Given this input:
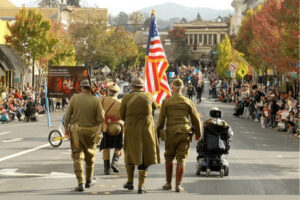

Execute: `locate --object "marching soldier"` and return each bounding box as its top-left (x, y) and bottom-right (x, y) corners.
top-left (99, 83), bottom-right (123, 175)
top-left (157, 78), bottom-right (202, 192)
top-left (64, 79), bottom-right (104, 192)
top-left (120, 78), bottom-right (160, 194)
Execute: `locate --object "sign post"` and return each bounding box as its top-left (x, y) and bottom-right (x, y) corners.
top-left (101, 66), bottom-right (111, 79)
top-left (229, 62), bottom-right (238, 93)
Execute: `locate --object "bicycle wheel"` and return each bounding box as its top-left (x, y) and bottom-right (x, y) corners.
top-left (48, 130), bottom-right (63, 147)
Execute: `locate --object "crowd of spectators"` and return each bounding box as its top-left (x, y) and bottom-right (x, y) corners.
top-left (0, 83), bottom-right (66, 123)
top-left (207, 73), bottom-right (300, 137)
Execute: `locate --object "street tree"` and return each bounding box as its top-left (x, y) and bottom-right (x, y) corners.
top-left (232, 49), bottom-right (248, 80)
top-left (69, 19), bottom-right (139, 71)
top-left (278, 0), bottom-right (299, 64)
top-left (129, 11), bottom-right (145, 32)
top-left (114, 12), bottom-right (129, 26)
top-left (101, 27), bottom-right (139, 70)
top-left (249, 0), bottom-right (288, 76)
top-left (234, 9), bottom-right (254, 62)
top-left (5, 8), bottom-right (51, 87)
top-left (167, 26), bottom-right (193, 65)
top-left (42, 20), bottom-right (76, 67)
top-left (216, 35), bottom-right (233, 79)
top-left (69, 18), bottom-right (107, 70)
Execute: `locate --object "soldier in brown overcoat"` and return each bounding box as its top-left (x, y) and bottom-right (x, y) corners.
top-left (120, 78), bottom-right (160, 194)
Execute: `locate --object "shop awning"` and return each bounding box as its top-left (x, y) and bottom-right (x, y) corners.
top-left (0, 44), bottom-right (24, 74)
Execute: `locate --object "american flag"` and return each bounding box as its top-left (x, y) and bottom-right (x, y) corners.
top-left (144, 10), bottom-right (171, 104)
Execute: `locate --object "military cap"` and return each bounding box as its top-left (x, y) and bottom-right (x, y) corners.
top-left (131, 78), bottom-right (144, 87)
top-left (80, 79), bottom-right (91, 87)
top-left (172, 79), bottom-right (183, 89)
top-left (108, 83), bottom-right (120, 93)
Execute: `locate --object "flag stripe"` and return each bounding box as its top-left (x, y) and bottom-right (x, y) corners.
top-left (144, 13), bottom-right (171, 104)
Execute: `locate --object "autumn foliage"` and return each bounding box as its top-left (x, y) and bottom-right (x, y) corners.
top-left (235, 0), bottom-right (299, 75)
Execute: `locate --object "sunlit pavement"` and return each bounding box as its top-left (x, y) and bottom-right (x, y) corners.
top-left (0, 81), bottom-right (299, 199)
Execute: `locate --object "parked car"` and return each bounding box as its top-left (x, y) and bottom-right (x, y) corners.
top-left (117, 82), bottom-right (131, 99)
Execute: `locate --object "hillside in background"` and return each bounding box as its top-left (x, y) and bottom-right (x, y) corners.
top-left (139, 2), bottom-right (233, 20)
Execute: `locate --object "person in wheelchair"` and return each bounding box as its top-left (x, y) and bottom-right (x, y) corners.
top-left (196, 107), bottom-right (233, 176)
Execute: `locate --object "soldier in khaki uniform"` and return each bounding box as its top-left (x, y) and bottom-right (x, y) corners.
top-left (157, 78), bottom-right (202, 192)
top-left (120, 78), bottom-right (160, 194)
top-left (64, 79), bottom-right (104, 192)
top-left (99, 83), bottom-right (123, 175)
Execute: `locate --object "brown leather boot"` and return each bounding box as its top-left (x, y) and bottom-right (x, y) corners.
top-left (175, 163), bottom-right (185, 192)
top-left (123, 165), bottom-right (134, 190)
top-left (138, 170), bottom-right (147, 194)
top-left (162, 162), bottom-right (173, 190)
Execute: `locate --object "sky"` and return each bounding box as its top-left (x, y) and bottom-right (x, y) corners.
top-left (9, 0), bottom-right (234, 15)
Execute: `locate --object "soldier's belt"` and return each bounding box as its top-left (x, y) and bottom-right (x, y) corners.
top-left (70, 124), bottom-right (101, 148)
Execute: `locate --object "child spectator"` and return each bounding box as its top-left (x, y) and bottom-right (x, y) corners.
top-left (261, 103), bottom-right (270, 128)
top-left (275, 115), bottom-right (287, 132)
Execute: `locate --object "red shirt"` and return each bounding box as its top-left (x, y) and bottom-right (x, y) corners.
top-left (14, 92), bottom-right (21, 99)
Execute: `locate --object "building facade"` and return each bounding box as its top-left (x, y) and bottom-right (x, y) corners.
top-left (0, 0), bottom-right (108, 88)
top-left (173, 20), bottom-right (230, 64)
top-left (231, 0), bottom-right (266, 35)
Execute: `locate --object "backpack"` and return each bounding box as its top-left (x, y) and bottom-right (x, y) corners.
top-left (0, 114), bottom-right (9, 122)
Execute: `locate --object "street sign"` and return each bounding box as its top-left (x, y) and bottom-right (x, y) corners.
top-left (101, 66), bottom-right (111, 76)
top-left (231, 70), bottom-right (236, 78)
top-left (229, 62), bottom-right (237, 72)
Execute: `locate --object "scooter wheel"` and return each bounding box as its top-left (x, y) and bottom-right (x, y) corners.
top-left (224, 167), bottom-right (229, 176)
top-left (206, 168), bottom-right (210, 176)
top-left (220, 169), bottom-right (224, 177)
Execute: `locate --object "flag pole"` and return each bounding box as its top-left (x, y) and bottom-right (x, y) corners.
top-left (143, 9), bottom-right (155, 81)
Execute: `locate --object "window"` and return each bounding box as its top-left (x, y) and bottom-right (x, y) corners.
top-left (214, 34), bottom-right (217, 44)
top-left (204, 34), bottom-right (207, 45)
top-left (221, 34), bottom-right (225, 41)
top-left (189, 34), bottom-right (193, 44)
top-left (199, 34), bottom-right (202, 43)
top-left (209, 34), bottom-right (212, 45)
top-left (194, 34), bottom-right (198, 44)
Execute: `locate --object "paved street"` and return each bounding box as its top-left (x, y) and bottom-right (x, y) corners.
top-left (0, 81), bottom-right (299, 199)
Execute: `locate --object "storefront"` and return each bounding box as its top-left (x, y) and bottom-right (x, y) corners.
top-left (0, 44), bottom-right (23, 89)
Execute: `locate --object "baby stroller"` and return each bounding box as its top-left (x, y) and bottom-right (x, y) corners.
top-left (196, 107), bottom-right (232, 177)
top-left (24, 99), bottom-right (37, 122)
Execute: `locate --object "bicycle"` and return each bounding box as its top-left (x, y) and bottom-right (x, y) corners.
top-left (48, 125), bottom-right (69, 147)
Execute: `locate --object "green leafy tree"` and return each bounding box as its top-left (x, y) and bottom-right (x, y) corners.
top-left (114, 12), bottom-right (129, 26)
top-left (5, 8), bottom-right (51, 87)
top-left (69, 18), bottom-right (107, 69)
top-left (129, 11), bottom-right (145, 33)
top-left (99, 27), bottom-right (139, 70)
top-left (69, 19), bottom-right (139, 71)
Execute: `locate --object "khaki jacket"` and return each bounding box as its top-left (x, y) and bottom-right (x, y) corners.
top-left (120, 89), bottom-right (160, 166)
top-left (64, 91), bottom-right (104, 131)
top-left (100, 96), bottom-right (122, 132)
top-left (157, 93), bottom-right (202, 139)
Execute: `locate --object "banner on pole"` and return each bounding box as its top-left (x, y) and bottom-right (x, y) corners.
top-left (48, 66), bottom-right (88, 98)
